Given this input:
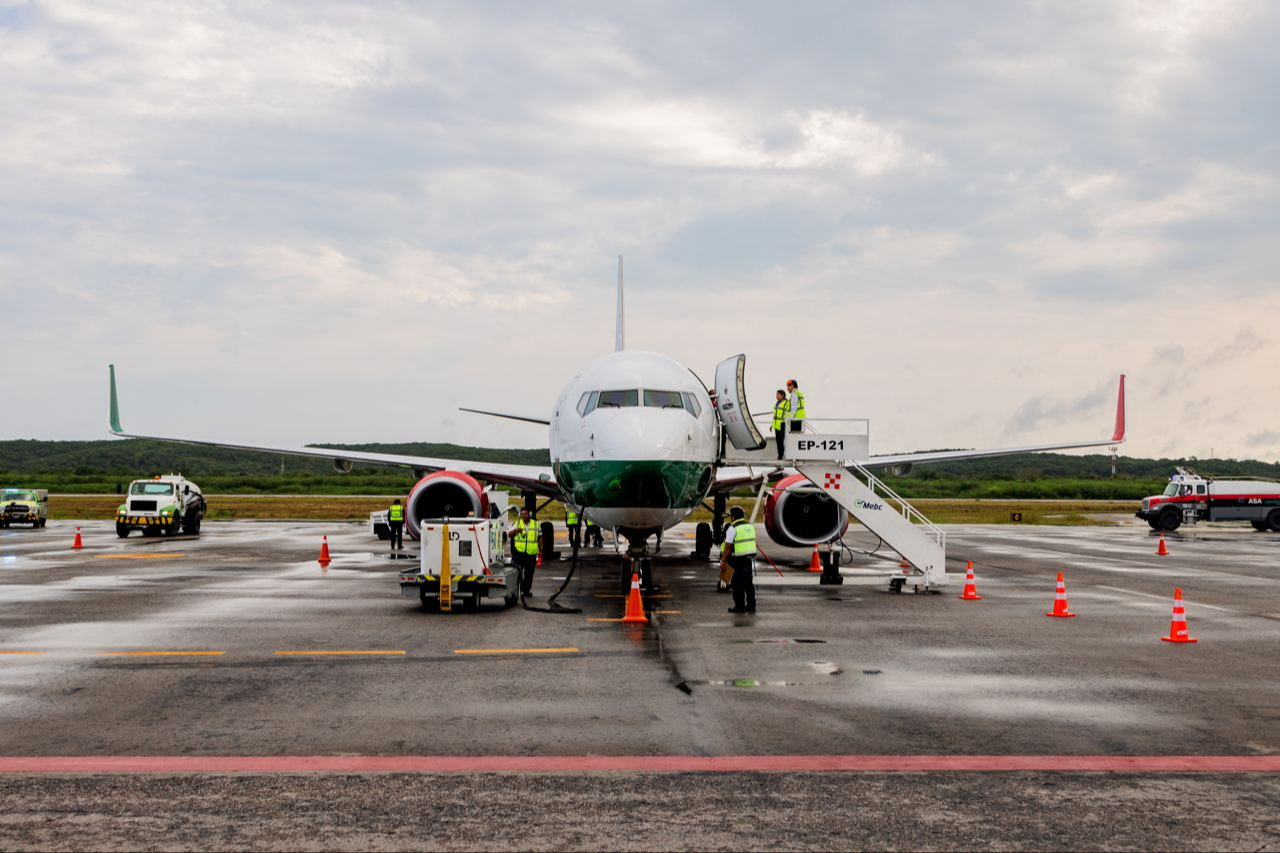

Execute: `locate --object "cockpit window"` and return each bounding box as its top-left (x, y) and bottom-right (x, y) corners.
top-left (1162, 483), bottom-right (1179, 497)
top-left (643, 390), bottom-right (685, 409)
top-left (681, 392), bottom-right (702, 417)
top-left (576, 391), bottom-right (599, 416)
top-left (596, 390), bottom-right (638, 408)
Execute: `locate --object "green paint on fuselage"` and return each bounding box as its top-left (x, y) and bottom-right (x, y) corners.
top-left (555, 460), bottom-right (714, 510)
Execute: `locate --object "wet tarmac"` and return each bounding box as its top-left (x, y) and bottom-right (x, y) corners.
top-left (1, 519), bottom-right (1278, 851)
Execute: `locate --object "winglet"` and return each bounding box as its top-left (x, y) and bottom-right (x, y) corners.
top-left (109, 364), bottom-right (124, 434)
top-left (1110, 374), bottom-right (1126, 443)
top-left (614, 255), bottom-right (625, 352)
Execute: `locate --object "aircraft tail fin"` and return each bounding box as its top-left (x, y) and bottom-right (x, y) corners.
top-left (615, 255), bottom-right (625, 352)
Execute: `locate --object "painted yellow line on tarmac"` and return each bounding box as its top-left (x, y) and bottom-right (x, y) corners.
top-left (0, 651), bottom-right (45, 656)
top-left (274, 650), bottom-right (406, 656)
top-left (587, 618), bottom-right (624, 623)
top-left (94, 553), bottom-right (186, 560)
top-left (453, 647), bottom-right (580, 655)
top-left (653, 610), bottom-right (682, 615)
top-left (594, 593), bottom-right (673, 600)
top-left (100, 651), bottom-right (224, 657)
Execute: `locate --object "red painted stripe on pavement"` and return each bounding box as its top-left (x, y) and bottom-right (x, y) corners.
top-left (0, 755), bottom-right (1277, 774)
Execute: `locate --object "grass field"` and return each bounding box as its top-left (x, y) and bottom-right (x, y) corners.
top-left (45, 495), bottom-right (1136, 526)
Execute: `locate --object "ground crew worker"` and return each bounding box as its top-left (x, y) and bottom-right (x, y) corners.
top-left (566, 506), bottom-right (581, 552)
top-left (387, 498), bottom-right (405, 551)
top-left (786, 379), bottom-right (805, 434)
top-left (585, 515), bottom-right (603, 548)
top-left (511, 508), bottom-right (540, 597)
top-left (772, 389), bottom-right (790, 460)
top-left (720, 506), bottom-right (757, 613)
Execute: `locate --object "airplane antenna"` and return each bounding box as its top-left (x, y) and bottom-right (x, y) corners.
top-left (614, 255), bottom-right (625, 352)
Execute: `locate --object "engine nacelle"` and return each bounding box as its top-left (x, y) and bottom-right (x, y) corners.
top-left (404, 471), bottom-right (490, 541)
top-left (890, 463), bottom-right (913, 477)
top-left (763, 473), bottom-right (849, 548)
top-left (333, 458), bottom-right (353, 473)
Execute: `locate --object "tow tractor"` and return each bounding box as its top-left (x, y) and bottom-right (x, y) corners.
top-left (399, 490), bottom-right (520, 611)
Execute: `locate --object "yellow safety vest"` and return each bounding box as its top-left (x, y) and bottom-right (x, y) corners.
top-left (771, 399), bottom-right (790, 431)
top-left (513, 519), bottom-right (540, 555)
top-left (791, 390), bottom-right (806, 420)
top-left (731, 519), bottom-right (756, 556)
top-left (566, 509), bottom-right (579, 525)
top-left (388, 504), bottom-right (405, 522)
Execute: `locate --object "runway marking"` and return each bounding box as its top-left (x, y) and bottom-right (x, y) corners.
top-left (100, 651), bottom-right (224, 657)
top-left (0, 651), bottom-right (45, 656)
top-left (2, 755), bottom-right (1277, 774)
top-left (587, 618), bottom-right (624, 623)
top-left (273, 650), bottom-right (406, 656)
top-left (653, 610), bottom-right (682, 615)
top-left (453, 647), bottom-right (580, 656)
top-left (94, 553), bottom-right (186, 560)
top-left (1096, 586), bottom-right (1239, 613)
top-left (594, 593), bottom-right (673, 599)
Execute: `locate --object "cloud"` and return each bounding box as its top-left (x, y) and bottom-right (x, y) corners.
top-left (1, 1), bottom-right (1279, 459)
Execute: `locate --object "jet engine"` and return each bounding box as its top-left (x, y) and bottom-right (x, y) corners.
top-left (763, 473), bottom-right (849, 548)
top-left (404, 471), bottom-right (490, 541)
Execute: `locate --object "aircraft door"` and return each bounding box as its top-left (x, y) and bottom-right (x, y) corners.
top-left (714, 354), bottom-right (767, 451)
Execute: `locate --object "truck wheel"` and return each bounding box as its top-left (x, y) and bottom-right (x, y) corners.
top-left (116, 525), bottom-right (130, 538)
top-left (1251, 520), bottom-right (1268, 532)
top-left (183, 516), bottom-right (201, 535)
top-left (1158, 508), bottom-right (1182, 532)
top-left (38, 519), bottom-right (46, 528)
top-left (1268, 510), bottom-right (1280, 533)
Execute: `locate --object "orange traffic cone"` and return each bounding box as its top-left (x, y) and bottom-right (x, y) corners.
top-left (318, 535), bottom-right (331, 566)
top-left (1161, 587), bottom-right (1198, 643)
top-left (959, 561), bottom-right (982, 600)
top-left (1157, 534), bottom-right (1169, 556)
top-left (622, 572), bottom-right (647, 624)
top-left (808, 545), bottom-right (823, 573)
top-left (1046, 571), bottom-right (1076, 618)
top-left (72, 527), bottom-right (83, 550)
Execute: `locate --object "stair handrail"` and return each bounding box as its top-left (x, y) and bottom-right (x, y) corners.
top-left (844, 458), bottom-right (946, 550)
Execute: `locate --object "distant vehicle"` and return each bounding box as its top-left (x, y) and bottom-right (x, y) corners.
top-left (1137, 468), bottom-right (1280, 532)
top-left (116, 475), bottom-right (206, 538)
top-left (1, 488), bottom-right (48, 528)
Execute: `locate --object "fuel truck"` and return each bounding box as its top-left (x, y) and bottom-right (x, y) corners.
top-left (1137, 468), bottom-right (1280, 532)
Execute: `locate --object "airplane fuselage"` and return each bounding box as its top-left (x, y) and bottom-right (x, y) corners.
top-left (550, 351), bottom-right (719, 535)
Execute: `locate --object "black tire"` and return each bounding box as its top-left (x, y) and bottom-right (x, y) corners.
top-left (1251, 520), bottom-right (1268, 532)
top-left (503, 590), bottom-right (518, 608)
top-left (695, 522), bottom-right (713, 557)
top-left (419, 590), bottom-right (437, 611)
top-left (1268, 510), bottom-right (1280, 533)
top-left (116, 525), bottom-right (130, 538)
top-left (38, 519), bottom-right (46, 528)
top-left (1159, 507), bottom-right (1182, 532)
top-left (1147, 519), bottom-right (1161, 530)
top-left (184, 515), bottom-right (201, 535)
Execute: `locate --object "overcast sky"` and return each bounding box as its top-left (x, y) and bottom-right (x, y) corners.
top-left (2, 0), bottom-right (1277, 461)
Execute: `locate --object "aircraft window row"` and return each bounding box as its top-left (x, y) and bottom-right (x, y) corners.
top-left (576, 390), bottom-right (703, 418)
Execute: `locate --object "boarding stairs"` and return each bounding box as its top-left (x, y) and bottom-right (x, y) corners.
top-left (713, 354), bottom-right (947, 591)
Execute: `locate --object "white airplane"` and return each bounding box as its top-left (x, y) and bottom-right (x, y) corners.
top-left (109, 261), bottom-right (1126, 577)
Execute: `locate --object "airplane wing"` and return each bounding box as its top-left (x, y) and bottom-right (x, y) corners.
top-left (859, 374), bottom-right (1126, 469)
top-left (108, 366), bottom-right (560, 497)
top-left (710, 374), bottom-right (1126, 485)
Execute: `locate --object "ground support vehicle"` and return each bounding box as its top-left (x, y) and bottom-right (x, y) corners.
top-left (1137, 469), bottom-right (1280, 532)
top-left (1, 489), bottom-right (48, 528)
top-left (116, 475), bottom-right (207, 537)
top-left (400, 517), bottom-right (518, 611)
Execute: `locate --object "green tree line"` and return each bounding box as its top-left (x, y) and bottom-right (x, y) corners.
top-left (2, 439), bottom-right (1277, 499)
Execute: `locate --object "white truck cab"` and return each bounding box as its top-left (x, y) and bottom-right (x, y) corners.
top-left (116, 474), bottom-right (207, 537)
